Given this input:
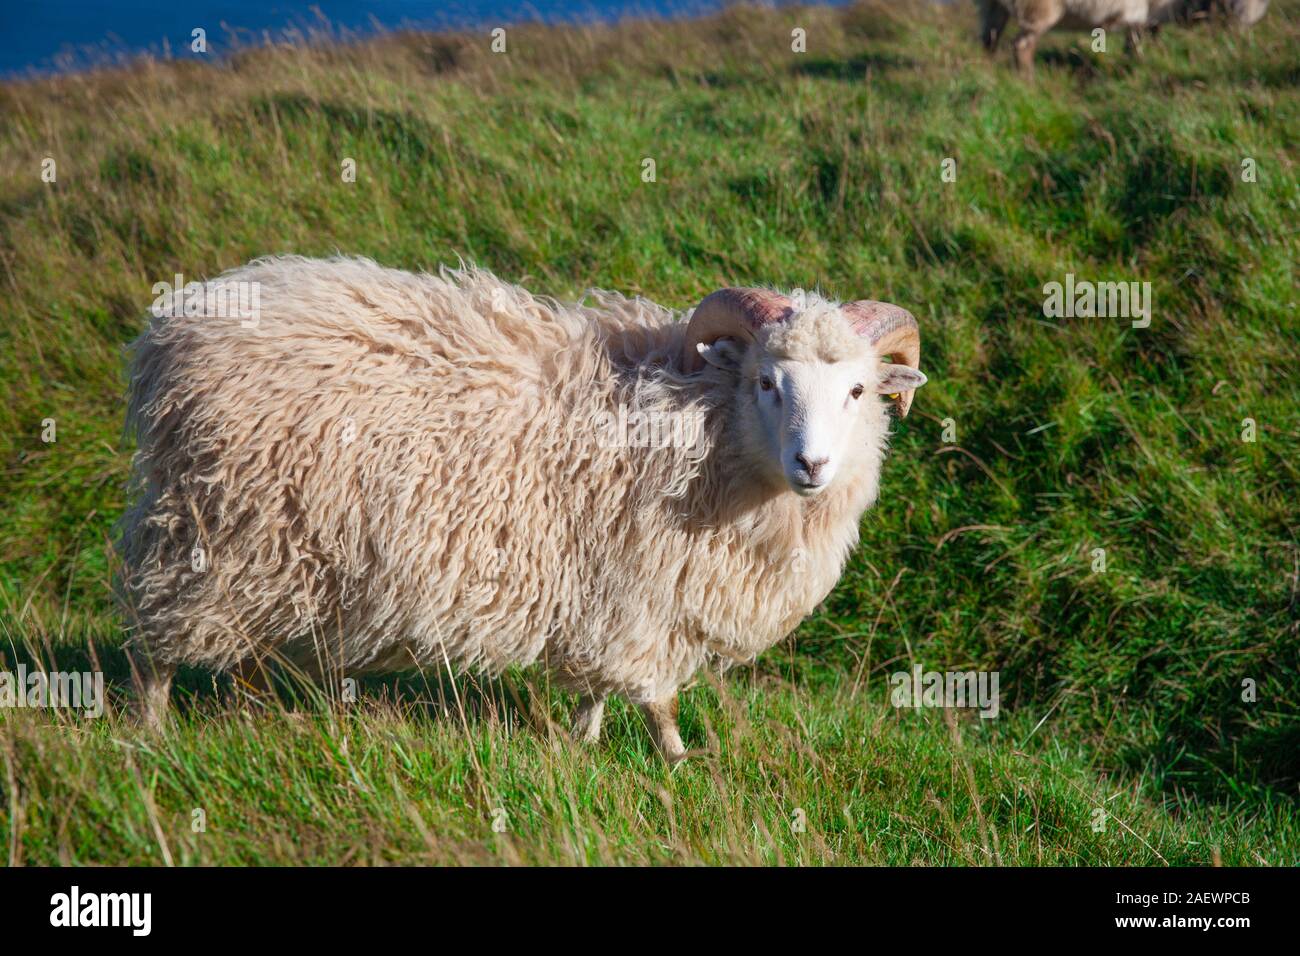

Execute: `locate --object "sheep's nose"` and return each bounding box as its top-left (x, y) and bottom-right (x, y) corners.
top-left (795, 453), bottom-right (829, 482)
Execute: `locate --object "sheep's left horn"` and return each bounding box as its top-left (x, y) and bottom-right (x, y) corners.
top-left (843, 300), bottom-right (922, 417)
top-left (682, 288), bottom-right (793, 373)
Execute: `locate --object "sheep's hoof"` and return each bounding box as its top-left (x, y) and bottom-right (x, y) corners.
top-left (661, 745), bottom-right (689, 767)
top-left (639, 697), bottom-right (688, 766)
top-left (133, 704), bottom-right (170, 735)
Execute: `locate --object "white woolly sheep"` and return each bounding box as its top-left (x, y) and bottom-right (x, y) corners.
top-left (976, 0), bottom-right (1269, 70)
top-left (119, 256), bottom-right (927, 761)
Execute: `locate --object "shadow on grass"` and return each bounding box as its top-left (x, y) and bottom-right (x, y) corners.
top-left (1030, 42), bottom-right (1144, 82)
top-left (1136, 718), bottom-right (1300, 804)
top-left (791, 51), bottom-right (918, 78)
top-left (0, 636), bottom-right (550, 736)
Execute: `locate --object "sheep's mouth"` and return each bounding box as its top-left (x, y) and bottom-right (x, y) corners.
top-left (790, 478), bottom-right (828, 497)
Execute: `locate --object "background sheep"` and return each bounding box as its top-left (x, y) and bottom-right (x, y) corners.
top-left (120, 256), bottom-right (925, 761)
top-left (977, 0), bottom-right (1270, 69)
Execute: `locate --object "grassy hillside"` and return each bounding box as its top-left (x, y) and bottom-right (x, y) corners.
top-left (0, 1), bottom-right (1297, 865)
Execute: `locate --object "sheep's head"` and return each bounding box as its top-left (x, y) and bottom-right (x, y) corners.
top-left (683, 288), bottom-right (926, 498)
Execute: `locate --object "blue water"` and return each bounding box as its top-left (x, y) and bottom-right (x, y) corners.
top-left (0, 1), bottom-right (768, 78)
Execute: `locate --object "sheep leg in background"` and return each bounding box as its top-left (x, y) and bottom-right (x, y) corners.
top-left (1013, 28), bottom-right (1044, 72)
top-left (978, 0), bottom-right (1011, 52)
top-left (571, 693), bottom-right (607, 742)
top-left (132, 656), bottom-right (176, 731)
top-left (1125, 26), bottom-right (1147, 56)
top-left (640, 695), bottom-right (686, 764)
top-left (1011, 1), bottom-right (1063, 73)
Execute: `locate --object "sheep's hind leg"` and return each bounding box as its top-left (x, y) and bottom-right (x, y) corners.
top-left (571, 693), bottom-right (607, 743)
top-left (640, 694), bottom-right (687, 765)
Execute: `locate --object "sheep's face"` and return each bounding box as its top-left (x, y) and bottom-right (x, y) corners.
top-left (699, 302), bottom-right (926, 498)
top-left (746, 353), bottom-right (875, 496)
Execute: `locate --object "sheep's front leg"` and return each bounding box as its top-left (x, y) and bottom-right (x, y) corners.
top-left (571, 693), bottom-right (607, 743)
top-left (640, 694), bottom-right (686, 765)
top-left (132, 657), bottom-right (176, 732)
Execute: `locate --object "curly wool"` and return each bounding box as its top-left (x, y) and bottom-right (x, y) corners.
top-left (119, 256), bottom-right (888, 704)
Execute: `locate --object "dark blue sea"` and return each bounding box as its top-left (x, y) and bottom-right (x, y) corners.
top-left (0, 1), bottom-right (803, 78)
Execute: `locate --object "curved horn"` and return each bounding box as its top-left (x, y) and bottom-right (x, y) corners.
top-left (843, 300), bottom-right (922, 417)
top-left (682, 288), bottom-right (793, 373)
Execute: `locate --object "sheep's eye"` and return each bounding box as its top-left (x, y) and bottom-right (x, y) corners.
top-left (759, 377), bottom-right (774, 392)
top-left (850, 384), bottom-right (865, 400)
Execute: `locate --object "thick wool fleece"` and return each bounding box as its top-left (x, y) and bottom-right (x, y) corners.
top-left (119, 257), bottom-right (893, 704)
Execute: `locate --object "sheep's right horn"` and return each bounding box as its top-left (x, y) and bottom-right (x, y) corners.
top-left (682, 288), bottom-right (793, 373)
top-left (843, 300), bottom-right (922, 417)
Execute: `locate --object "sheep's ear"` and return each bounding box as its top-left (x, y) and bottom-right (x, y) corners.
top-left (696, 337), bottom-right (745, 373)
top-left (876, 364), bottom-right (927, 395)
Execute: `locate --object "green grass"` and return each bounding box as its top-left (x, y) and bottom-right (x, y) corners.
top-left (5, 671), bottom-right (1296, 865)
top-left (1, 0), bottom-right (1298, 865)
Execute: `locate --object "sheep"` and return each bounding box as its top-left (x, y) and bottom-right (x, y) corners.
top-left (976, 0), bottom-right (1270, 71)
top-left (119, 256), bottom-right (927, 761)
